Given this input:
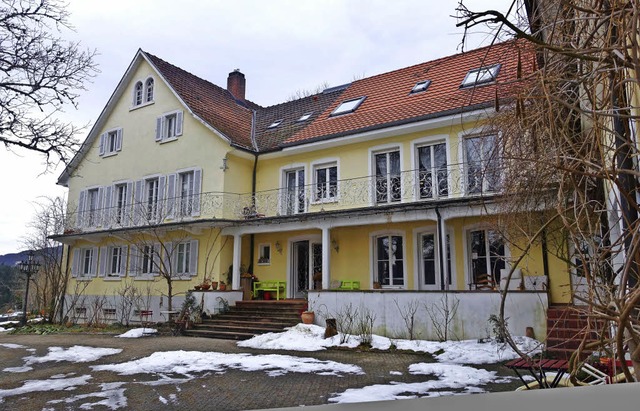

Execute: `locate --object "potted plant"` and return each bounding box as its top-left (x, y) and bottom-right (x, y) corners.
top-left (211, 280), bottom-right (218, 290)
top-left (301, 301), bottom-right (315, 324)
top-left (218, 281), bottom-right (227, 291)
top-left (201, 277), bottom-right (211, 291)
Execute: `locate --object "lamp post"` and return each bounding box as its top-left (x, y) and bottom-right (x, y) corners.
top-left (18, 250), bottom-right (40, 326)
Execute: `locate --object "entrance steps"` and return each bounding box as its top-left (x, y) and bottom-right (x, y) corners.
top-left (184, 299), bottom-right (307, 340)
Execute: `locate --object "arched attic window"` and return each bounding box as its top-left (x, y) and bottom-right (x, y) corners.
top-left (133, 81), bottom-right (143, 106)
top-left (145, 77), bottom-right (154, 102)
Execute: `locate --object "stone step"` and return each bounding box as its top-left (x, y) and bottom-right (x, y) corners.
top-left (203, 318), bottom-right (298, 327)
top-left (183, 329), bottom-right (256, 340)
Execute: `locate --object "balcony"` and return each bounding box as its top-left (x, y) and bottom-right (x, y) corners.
top-left (62, 165), bottom-right (501, 235)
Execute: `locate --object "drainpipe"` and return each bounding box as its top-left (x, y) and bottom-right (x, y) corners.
top-left (59, 244), bottom-right (71, 324)
top-left (249, 153), bottom-right (258, 273)
top-left (435, 207), bottom-right (446, 291)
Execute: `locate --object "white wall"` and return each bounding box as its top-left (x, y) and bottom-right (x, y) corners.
top-left (309, 291), bottom-right (548, 341)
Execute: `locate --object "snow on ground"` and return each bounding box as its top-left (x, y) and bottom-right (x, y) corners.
top-left (0, 343), bottom-right (26, 349)
top-left (44, 382), bottom-right (127, 410)
top-left (0, 375), bottom-right (92, 404)
top-left (92, 350), bottom-right (363, 379)
top-left (0, 327), bottom-right (14, 333)
top-left (115, 328), bottom-right (157, 338)
top-left (239, 324), bottom-right (542, 364)
top-left (23, 346), bottom-right (123, 366)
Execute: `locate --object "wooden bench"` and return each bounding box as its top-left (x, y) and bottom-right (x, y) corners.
top-left (253, 281), bottom-right (286, 300)
top-left (338, 280), bottom-right (361, 290)
top-left (505, 358), bottom-right (569, 389)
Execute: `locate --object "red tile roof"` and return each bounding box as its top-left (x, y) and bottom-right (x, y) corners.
top-left (144, 52), bottom-right (256, 150)
top-left (283, 39), bottom-right (535, 146)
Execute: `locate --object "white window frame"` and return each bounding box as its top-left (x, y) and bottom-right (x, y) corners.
top-left (297, 112), bottom-right (313, 122)
top-left (258, 243), bottom-right (271, 265)
top-left (460, 64), bottom-right (501, 88)
top-left (311, 159), bottom-right (339, 203)
top-left (267, 119), bottom-right (283, 129)
top-left (412, 138), bottom-right (449, 201)
top-left (144, 77), bottom-right (154, 103)
top-left (370, 230), bottom-right (407, 289)
top-left (107, 246), bottom-right (125, 277)
top-left (413, 227), bottom-right (456, 290)
top-left (139, 244), bottom-right (159, 277)
top-left (81, 247), bottom-right (97, 278)
top-left (178, 170), bottom-right (195, 217)
top-left (133, 81), bottom-right (143, 106)
top-left (112, 181), bottom-right (131, 226)
top-left (463, 225), bottom-right (510, 288)
top-left (86, 187), bottom-right (101, 228)
top-left (156, 110), bottom-right (184, 143)
top-left (331, 96), bottom-right (366, 116)
top-left (370, 144), bottom-right (403, 205)
top-left (280, 163), bottom-right (307, 215)
top-left (459, 131), bottom-right (501, 196)
top-left (175, 241), bottom-right (191, 276)
top-left (145, 177), bottom-right (160, 222)
top-left (410, 80), bottom-right (431, 94)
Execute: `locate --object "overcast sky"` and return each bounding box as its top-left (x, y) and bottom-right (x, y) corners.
top-left (0, 0), bottom-right (513, 255)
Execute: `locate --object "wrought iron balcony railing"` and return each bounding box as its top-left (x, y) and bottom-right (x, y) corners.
top-left (62, 165), bottom-right (501, 235)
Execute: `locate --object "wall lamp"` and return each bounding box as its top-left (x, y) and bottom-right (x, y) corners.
top-left (331, 238), bottom-right (339, 253)
top-left (275, 241), bottom-right (283, 254)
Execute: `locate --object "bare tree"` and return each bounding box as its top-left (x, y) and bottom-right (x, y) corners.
top-left (22, 196), bottom-right (68, 322)
top-left (0, 0), bottom-right (97, 167)
top-left (457, 0), bottom-right (640, 381)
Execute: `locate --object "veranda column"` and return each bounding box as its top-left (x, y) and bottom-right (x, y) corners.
top-left (322, 226), bottom-right (331, 290)
top-left (232, 234), bottom-right (242, 290)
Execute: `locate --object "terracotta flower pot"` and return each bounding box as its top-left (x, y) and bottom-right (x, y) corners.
top-left (219, 283), bottom-right (227, 291)
top-left (201, 284), bottom-right (211, 291)
top-left (211, 281), bottom-right (218, 290)
top-left (301, 311), bottom-right (315, 325)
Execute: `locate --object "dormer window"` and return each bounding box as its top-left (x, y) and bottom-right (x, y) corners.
top-left (267, 119), bottom-right (283, 129)
top-left (331, 96), bottom-right (365, 116)
top-left (410, 80), bottom-right (431, 94)
top-left (133, 81), bottom-right (143, 106)
top-left (297, 112), bottom-right (313, 122)
top-left (461, 64), bottom-right (501, 87)
top-left (145, 78), bottom-right (154, 102)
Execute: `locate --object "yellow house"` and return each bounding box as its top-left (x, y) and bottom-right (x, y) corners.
top-left (54, 40), bottom-right (570, 340)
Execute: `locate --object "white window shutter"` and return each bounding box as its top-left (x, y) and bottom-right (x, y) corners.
top-left (129, 246), bottom-right (139, 277)
top-left (124, 181), bottom-right (134, 226)
top-left (176, 111), bottom-right (183, 136)
top-left (97, 187), bottom-right (105, 227)
top-left (71, 248), bottom-right (81, 278)
top-left (76, 190), bottom-right (87, 227)
top-left (189, 240), bottom-right (199, 276)
top-left (133, 180), bottom-right (143, 225)
top-left (155, 117), bottom-right (163, 141)
top-left (158, 175), bottom-right (166, 218)
top-left (116, 129), bottom-right (123, 151)
top-left (99, 133), bottom-right (106, 156)
top-left (103, 186), bottom-right (113, 227)
top-left (120, 246), bottom-right (129, 277)
top-left (98, 246), bottom-right (108, 277)
top-left (192, 169), bottom-right (202, 217)
top-left (90, 247), bottom-right (99, 277)
top-left (166, 173), bottom-right (176, 218)
top-left (153, 243), bottom-right (161, 276)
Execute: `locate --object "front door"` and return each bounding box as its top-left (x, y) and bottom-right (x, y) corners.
top-left (418, 232), bottom-right (452, 290)
top-left (291, 240), bottom-right (322, 298)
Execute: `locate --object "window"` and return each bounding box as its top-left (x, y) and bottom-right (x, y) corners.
top-left (418, 232), bottom-right (452, 290)
top-left (146, 178), bottom-right (159, 221)
top-left (410, 80), bottom-right (431, 94)
top-left (461, 64), bottom-right (501, 87)
top-left (156, 110), bottom-right (183, 142)
top-left (468, 229), bottom-right (506, 286)
top-left (87, 188), bottom-right (100, 227)
top-left (374, 150), bottom-right (401, 204)
top-left (145, 77), bottom-right (154, 102)
top-left (179, 171), bottom-right (194, 216)
top-left (141, 245), bottom-right (157, 275)
top-left (374, 235), bottom-right (404, 287)
top-left (314, 163), bottom-right (337, 201)
top-left (114, 184), bottom-right (128, 224)
top-left (284, 168), bottom-right (305, 215)
top-left (133, 81), bottom-right (143, 106)
top-left (258, 244), bottom-right (271, 265)
top-left (175, 242), bottom-right (191, 275)
top-left (465, 134), bottom-right (500, 194)
top-left (331, 96), bottom-right (365, 116)
top-left (297, 112), bottom-right (312, 122)
top-left (109, 246), bottom-right (123, 277)
top-left (267, 119), bottom-right (283, 129)
top-left (417, 143), bottom-right (448, 199)
top-left (103, 308), bottom-right (117, 319)
top-left (99, 128), bottom-right (123, 157)
top-left (82, 248), bottom-right (95, 277)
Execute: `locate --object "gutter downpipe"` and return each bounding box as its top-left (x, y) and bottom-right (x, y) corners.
top-left (435, 207), bottom-right (446, 291)
top-left (248, 110), bottom-right (258, 274)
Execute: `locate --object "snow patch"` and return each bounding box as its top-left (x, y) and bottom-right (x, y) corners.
top-left (0, 375), bottom-right (92, 403)
top-left (115, 328), bottom-right (157, 338)
top-left (22, 345), bottom-right (122, 366)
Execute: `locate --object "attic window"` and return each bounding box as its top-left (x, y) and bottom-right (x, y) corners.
top-left (297, 112), bottom-right (313, 122)
top-left (461, 64), bottom-right (501, 87)
top-left (331, 96), bottom-right (365, 116)
top-left (267, 119), bottom-right (283, 129)
top-left (410, 80), bottom-right (431, 94)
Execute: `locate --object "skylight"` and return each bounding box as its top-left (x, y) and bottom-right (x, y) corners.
top-left (267, 119), bottom-right (283, 129)
top-left (461, 64), bottom-right (501, 87)
top-left (410, 80), bottom-right (431, 94)
top-left (297, 112), bottom-right (313, 122)
top-left (331, 96), bottom-right (366, 116)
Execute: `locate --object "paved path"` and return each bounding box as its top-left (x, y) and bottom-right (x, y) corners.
top-left (0, 332), bottom-right (520, 410)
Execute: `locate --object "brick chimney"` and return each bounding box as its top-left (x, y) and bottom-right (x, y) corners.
top-left (227, 69), bottom-right (246, 102)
